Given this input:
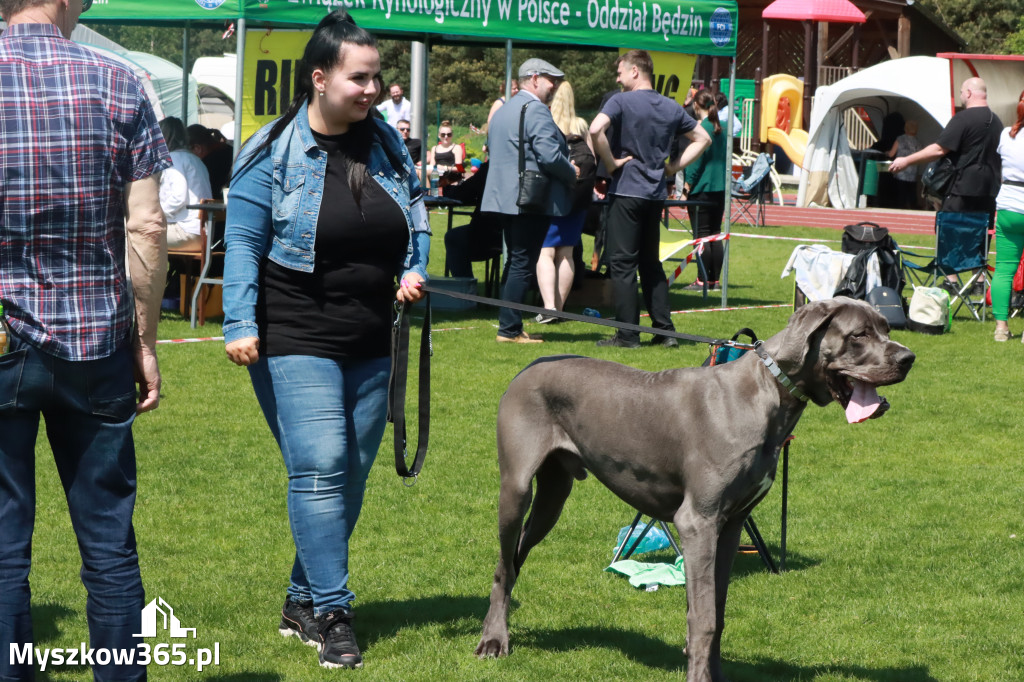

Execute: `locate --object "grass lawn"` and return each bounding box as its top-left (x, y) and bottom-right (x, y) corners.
top-left (27, 215), bottom-right (1024, 681)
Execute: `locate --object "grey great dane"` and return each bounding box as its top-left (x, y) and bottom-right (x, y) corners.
top-left (475, 298), bottom-right (915, 681)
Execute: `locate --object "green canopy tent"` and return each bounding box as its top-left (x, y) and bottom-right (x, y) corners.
top-left (81, 0), bottom-right (741, 302)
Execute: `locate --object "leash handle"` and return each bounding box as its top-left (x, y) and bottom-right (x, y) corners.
top-left (387, 295), bottom-right (431, 481)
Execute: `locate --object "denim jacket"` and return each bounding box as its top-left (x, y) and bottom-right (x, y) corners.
top-left (222, 108), bottom-right (431, 344)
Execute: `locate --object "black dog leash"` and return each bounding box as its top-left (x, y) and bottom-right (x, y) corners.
top-left (387, 294), bottom-right (432, 484)
top-left (385, 284), bottom-right (795, 483)
top-left (417, 282), bottom-right (746, 347)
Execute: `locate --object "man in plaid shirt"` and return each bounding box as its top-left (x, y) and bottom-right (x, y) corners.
top-left (0, 0), bottom-right (169, 679)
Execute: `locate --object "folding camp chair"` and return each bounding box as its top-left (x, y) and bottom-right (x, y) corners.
top-left (730, 152), bottom-right (774, 227)
top-left (900, 211), bottom-right (991, 321)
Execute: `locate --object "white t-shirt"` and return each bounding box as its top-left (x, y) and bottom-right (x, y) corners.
top-left (377, 98), bottom-right (412, 127)
top-left (996, 127), bottom-right (1024, 214)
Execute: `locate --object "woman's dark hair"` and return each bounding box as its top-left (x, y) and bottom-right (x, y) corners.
top-left (159, 116), bottom-right (188, 152)
top-left (1010, 89), bottom-right (1024, 139)
top-left (693, 89), bottom-right (721, 136)
top-left (234, 10), bottom-right (390, 204)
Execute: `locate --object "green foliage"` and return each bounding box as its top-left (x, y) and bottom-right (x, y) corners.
top-left (918, 0), bottom-right (1020, 54)
top-left (88, 25), bottom-right (231, 72)
top-left (1004, 17), bottom-right (1024, 55)
top-left (378, 41), bottom-right (618, 130)
top-left (29, 219), bottom-right (1024, 681)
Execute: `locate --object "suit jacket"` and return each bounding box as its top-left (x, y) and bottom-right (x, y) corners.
top-left (482, 90), bottom-right (575, 216)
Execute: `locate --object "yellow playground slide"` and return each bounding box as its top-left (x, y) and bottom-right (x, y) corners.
top-left (759, 74), bottom-right (807, 168)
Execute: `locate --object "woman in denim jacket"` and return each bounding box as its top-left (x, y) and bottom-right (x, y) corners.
top-left (221, 10), bottom-right (429, 670)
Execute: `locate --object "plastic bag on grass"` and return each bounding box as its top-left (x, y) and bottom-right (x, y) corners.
top-left (613, 524), bottom-right (671, 556)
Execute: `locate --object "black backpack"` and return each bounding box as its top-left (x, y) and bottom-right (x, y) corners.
top-left (842, 222), bottom-right (896, 255)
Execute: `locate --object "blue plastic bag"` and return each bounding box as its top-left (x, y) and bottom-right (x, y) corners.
top-left (614, 524), bottom-right (670, 556)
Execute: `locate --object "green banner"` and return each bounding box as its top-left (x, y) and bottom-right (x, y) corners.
top-left (85, 0), bottom-right (736, 57)
top-left (86, 0), bottom-right (243, 24)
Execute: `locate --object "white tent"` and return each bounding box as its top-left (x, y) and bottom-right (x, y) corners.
top-left (798, 56), bottom-right (953, 208)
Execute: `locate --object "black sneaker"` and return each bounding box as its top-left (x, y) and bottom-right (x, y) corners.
top-left (596, 335), bottom-right (640, 349)
top-left (278, 598), bottom-right (318, 648)
top-left (317, 609), bottom-right (363, 669)
top-left (649, 336), bottom-right (679, 348)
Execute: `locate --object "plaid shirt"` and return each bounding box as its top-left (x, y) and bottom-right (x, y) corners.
top-left (0, 23), bottom-right (170, 361)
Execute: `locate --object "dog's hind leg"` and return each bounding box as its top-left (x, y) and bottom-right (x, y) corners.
top-left (476, 454), bottom-right (574, 658)
top-left (476, 473), bottom-right (532, 658)
top-left (514, 455), bottom-right (575, 573)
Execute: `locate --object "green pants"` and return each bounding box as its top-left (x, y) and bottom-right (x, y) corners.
top-left (992, 208), bottom-right (1024, 322)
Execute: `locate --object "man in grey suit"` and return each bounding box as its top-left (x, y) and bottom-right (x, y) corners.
top-left (483, 58), bottom-right (578, 343)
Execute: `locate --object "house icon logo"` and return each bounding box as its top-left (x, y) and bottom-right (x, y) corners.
top-left (133, 597), bottom-right (197, 639)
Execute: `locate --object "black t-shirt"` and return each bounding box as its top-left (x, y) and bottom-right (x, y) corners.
top-left (259, 129), bottom-right (409, 360)
top-left (936, 106), bottom-right (1003, 197)
top-left (405, 137), bottom-right (423, 163)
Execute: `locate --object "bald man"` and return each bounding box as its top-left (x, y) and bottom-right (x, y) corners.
top-left (890, 77), bottom-right (1002, 216)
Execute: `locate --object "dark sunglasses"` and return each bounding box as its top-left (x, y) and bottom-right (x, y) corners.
top-left (82, 0), bottom-right (93, 11)
top-left (439, 132), bottom-right (452, 137)
top-left (397, 127), bottom-right (410, 132)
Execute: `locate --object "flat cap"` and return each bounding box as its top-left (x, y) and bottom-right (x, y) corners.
top-left (518, 58), bottom-right (564, 79)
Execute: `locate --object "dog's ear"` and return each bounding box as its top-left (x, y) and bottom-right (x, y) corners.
top-left (775, 299), bottom-right (842, 373)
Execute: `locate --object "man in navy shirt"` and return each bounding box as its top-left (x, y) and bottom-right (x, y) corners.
top-left (590, 50), bottom-right (710, 348)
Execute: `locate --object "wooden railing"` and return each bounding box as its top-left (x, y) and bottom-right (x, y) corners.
top-left (844, 108), bottom-right (877, 150)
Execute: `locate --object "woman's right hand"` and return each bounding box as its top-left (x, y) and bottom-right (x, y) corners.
top-left (226, 337), bottom-right (260, 367)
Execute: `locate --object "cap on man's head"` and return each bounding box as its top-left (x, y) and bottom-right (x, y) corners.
top-left (518, 58), bottom-right (564, 79)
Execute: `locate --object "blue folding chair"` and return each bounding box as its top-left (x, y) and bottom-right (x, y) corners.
top-left (730, 153), bottom-right (774, 227)
top-left (900, 211), bottom-right (991, 321)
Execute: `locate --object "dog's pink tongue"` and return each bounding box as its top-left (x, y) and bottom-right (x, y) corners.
top-left (846, 379), bottom-right (881, 424)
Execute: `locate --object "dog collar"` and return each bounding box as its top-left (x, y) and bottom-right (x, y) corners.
top-left (753, 341), bottom-right (808, 402)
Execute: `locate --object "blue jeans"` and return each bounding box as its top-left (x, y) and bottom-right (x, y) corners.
top-left (248, 354), bottom-right (390, 617)
top-left (0, 335), bottom-right (145, 682)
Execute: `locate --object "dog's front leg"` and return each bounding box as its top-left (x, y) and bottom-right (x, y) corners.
top-left (675, 506), bottom-right (730, 682)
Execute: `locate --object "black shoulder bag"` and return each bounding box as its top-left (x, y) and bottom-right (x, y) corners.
top-left (516, 101), bottom-right (550, 213)
top-left (922, 110), bottom-right (993, 199)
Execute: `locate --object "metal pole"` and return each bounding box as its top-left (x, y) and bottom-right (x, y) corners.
top-left (505, 39), bottom-right (513, 100)
top-left (721, 58), bottom-right (736, 308)
top-left (411, 40), bottom-right (428, 186)
top-left (232, 19), bottom-right (246, 161)
top-left (181, 23), bottom-right (190, 124)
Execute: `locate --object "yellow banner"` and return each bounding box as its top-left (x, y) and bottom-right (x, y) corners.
top-left (240, 29), bottom-right (313, 143)
top-left (619, 49), bottom-right (696, 107)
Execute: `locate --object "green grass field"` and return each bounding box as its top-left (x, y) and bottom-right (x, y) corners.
top-left (26, 216), bottom-right (1024, 681)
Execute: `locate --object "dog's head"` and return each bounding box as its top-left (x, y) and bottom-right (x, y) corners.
top-left (770, 297), bottom-right (915, 421)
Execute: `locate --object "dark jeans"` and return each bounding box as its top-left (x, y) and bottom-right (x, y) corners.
top-left (443, 215), bottom-right (502, 279)
top-left (0, 335), bottom-right (145, 682)
top-left (687, 190), bottom-right (726, 282)
top-left (606, 196), bottom-right (675, 343)
top-left (497, 212), bottom-right (549, 338)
